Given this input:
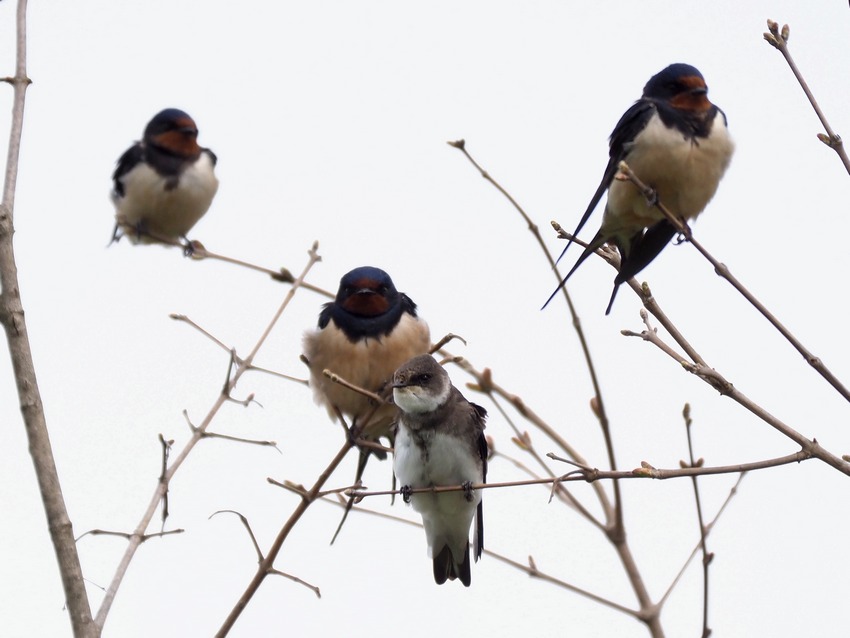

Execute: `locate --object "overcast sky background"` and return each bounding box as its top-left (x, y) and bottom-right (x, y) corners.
top-left (1, 2), bottom-right (849, 637)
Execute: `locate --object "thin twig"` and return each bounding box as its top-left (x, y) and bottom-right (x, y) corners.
top-left (94, 243), bottom-right (322, 632)
top-left (0, 2), bottom-right (95, 634)
top-left (763, 20), bottom-right (850, 174)
top-left (313, 490), bottom-right (639, 618)
top-left (76, 528), bottom-right (184, 542)
top-left (216, 441), bottom-right (351, 636)
top-left (682, 404), bottom-right (712, 638)
top-left (449, 140), bottom-right (622, 529)
top-left (484, 388), bottom-right (606, 530)
top-left (618, 160), bottom-right (850, 404)
top-left (622, 311), bottom-right (850, 476)
top-left (659, 472), bottom-right (747, 607)
top-left (321, 368), bottom-right (384, 404)
top-left (209, 510), bottom-right (321, 598)
top-left (345, 448), bottom-right (810, 499)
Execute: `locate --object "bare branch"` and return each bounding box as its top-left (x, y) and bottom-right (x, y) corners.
top-left (429, 332), bottom-right (467, 353)
top-left (209, 510), bottom-right (322, 598)
top-left (764, 19), bottom-right (850, 174)
top-left (216, 441), bottom-right (352, 635)
top-left (617, 160), bottom-right (850, 404)
top-left (681, 405), bottom-right (713, 637)
top-left (189, 241), bottom-right (334, 296)
top-left (659, 472), bottom-right (747, 608)
top-left (448, 140), bottom-right (623, 530)
top-left (76, 528), bottom-right (184, 543)
top-left (209, 510), bottom-right (264, 561)
top-left (321, 368), bottom-right (384, 404)
top-left (0, 2), bottom-right (96, 634)
top-left (346, 448), bottom-right (810, 499)
top-left (183, 411), bottom-right (280, 450)
top-left (95, 243), bottom-right (322, 631)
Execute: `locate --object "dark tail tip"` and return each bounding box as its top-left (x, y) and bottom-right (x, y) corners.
top-left (432, 544), bottom-right (472, 586)
top-left (605, 282), bottom-right (621, 315)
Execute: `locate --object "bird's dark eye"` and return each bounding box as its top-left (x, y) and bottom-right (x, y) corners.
top-left (378, 284), bottom-right (389, 295)
top-left (418, 373), bottom-right (431, 383)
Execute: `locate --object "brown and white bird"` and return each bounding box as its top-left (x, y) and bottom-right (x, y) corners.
top-left (392, 354), bottom-right (488, 587)
top-left (111, 108), bottom-right (218, 248)
top-left (303, 266), bottom-right (431, 484)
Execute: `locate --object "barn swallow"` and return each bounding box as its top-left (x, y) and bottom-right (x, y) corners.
top-left (392, 354), bottom-right (488, 587)
top-left (303, 267), bottom-right (431, 537)
top-left (111, 108), bottom-right (218, 248)
top-left (546, 63), bottom-right (734, 314)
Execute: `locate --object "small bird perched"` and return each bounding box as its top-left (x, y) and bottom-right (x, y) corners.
top-left (111, 108), bottom-right (218, 248)
top-left (392, 354), bottom-right (488, 587)
top-left (546, 63), bottom-right (734, 314)
top-left (303, 266), bottom-right (431, 476)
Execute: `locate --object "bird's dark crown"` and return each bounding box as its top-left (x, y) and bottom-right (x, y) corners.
top-left (392, 355), bottom-right (447, 390)
top-left (643, 63), bottom-right (712, 112)
top-left (143, 108), bottom-right (202, 159)
top-left (318, 266), bottom-right (418, 341)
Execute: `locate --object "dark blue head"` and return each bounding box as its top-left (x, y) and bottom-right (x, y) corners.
top-left (144, 109), bottom-right (198, 139)
top-left (643, 63), bottom-right (708, 103)
top-left (143, 109), bottom-right (202, 159)
top-left (318, 266), bottom-right (418, 341)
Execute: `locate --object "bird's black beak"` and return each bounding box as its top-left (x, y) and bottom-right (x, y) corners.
top-left (690, 86), bottom-right (708, 96)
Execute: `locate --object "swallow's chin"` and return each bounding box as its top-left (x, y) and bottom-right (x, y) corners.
top-left (393, 386), bottom-right (446, 414)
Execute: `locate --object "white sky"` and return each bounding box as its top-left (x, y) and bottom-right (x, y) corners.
top-left (2, 1), bottom-right (849, 637)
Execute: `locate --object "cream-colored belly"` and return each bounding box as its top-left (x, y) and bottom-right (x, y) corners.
top-left (303, 313), bottom-right (430, 431)
top-left (604, 114), bottom-right (734, 238)
top-left (114, 153), bottom-right (218, 241)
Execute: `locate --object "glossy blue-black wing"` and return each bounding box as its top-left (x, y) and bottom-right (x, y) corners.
top-left (111, 143), bottom-right (144, 197)
top-left (554, 99), bottom-right (657, 266)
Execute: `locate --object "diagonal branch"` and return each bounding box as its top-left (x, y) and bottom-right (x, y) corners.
top-left (763, 19), bottom-right (850, 174)
top-left (215, 441), bottom-right (352, 635)
top-left (623, 307), bottom-right (850, 476)
top-left (617, 160), bottom-right (850, 404)
top-left (93, 243), bottom-right (322, 631)
top-left (448, 139), bottom-right (623, 529)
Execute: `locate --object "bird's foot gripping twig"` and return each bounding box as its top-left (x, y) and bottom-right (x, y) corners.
top-left (462, 480), bottom-right (475, 502)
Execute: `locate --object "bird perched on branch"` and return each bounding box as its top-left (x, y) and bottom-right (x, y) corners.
top-left (111, 108), bottom-right (218, 249)
top-left (303, 266), bottom-right (431, 513)
top-left (546, 63), bottom-right (734, 314)
top-left (392, 354), bottom-right (488, 587)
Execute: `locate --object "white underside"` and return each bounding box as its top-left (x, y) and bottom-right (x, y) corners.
top-left (394, 424), bottom-right (482, 560)
top-left (603, 113), bottom-right (734, 243)
top-left (113, 152), bottom-right (218, 241)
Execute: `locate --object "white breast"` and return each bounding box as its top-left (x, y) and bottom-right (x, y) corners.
top-left (393, 423), bottom-right (482, 559)
top-left (114, 152), bottom-right (218, 241)
top-left (605, 112), bottom-right (734, 235)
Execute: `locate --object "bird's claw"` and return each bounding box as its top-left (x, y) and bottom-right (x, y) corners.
top-left (644, 187), bottom-right (659, 207)
top-left (181, 237), bottom-right (198, 257)
top-left (462, 480), bottom-right (475, 502)
top-left (400, 485), bottom-right (412, 504)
